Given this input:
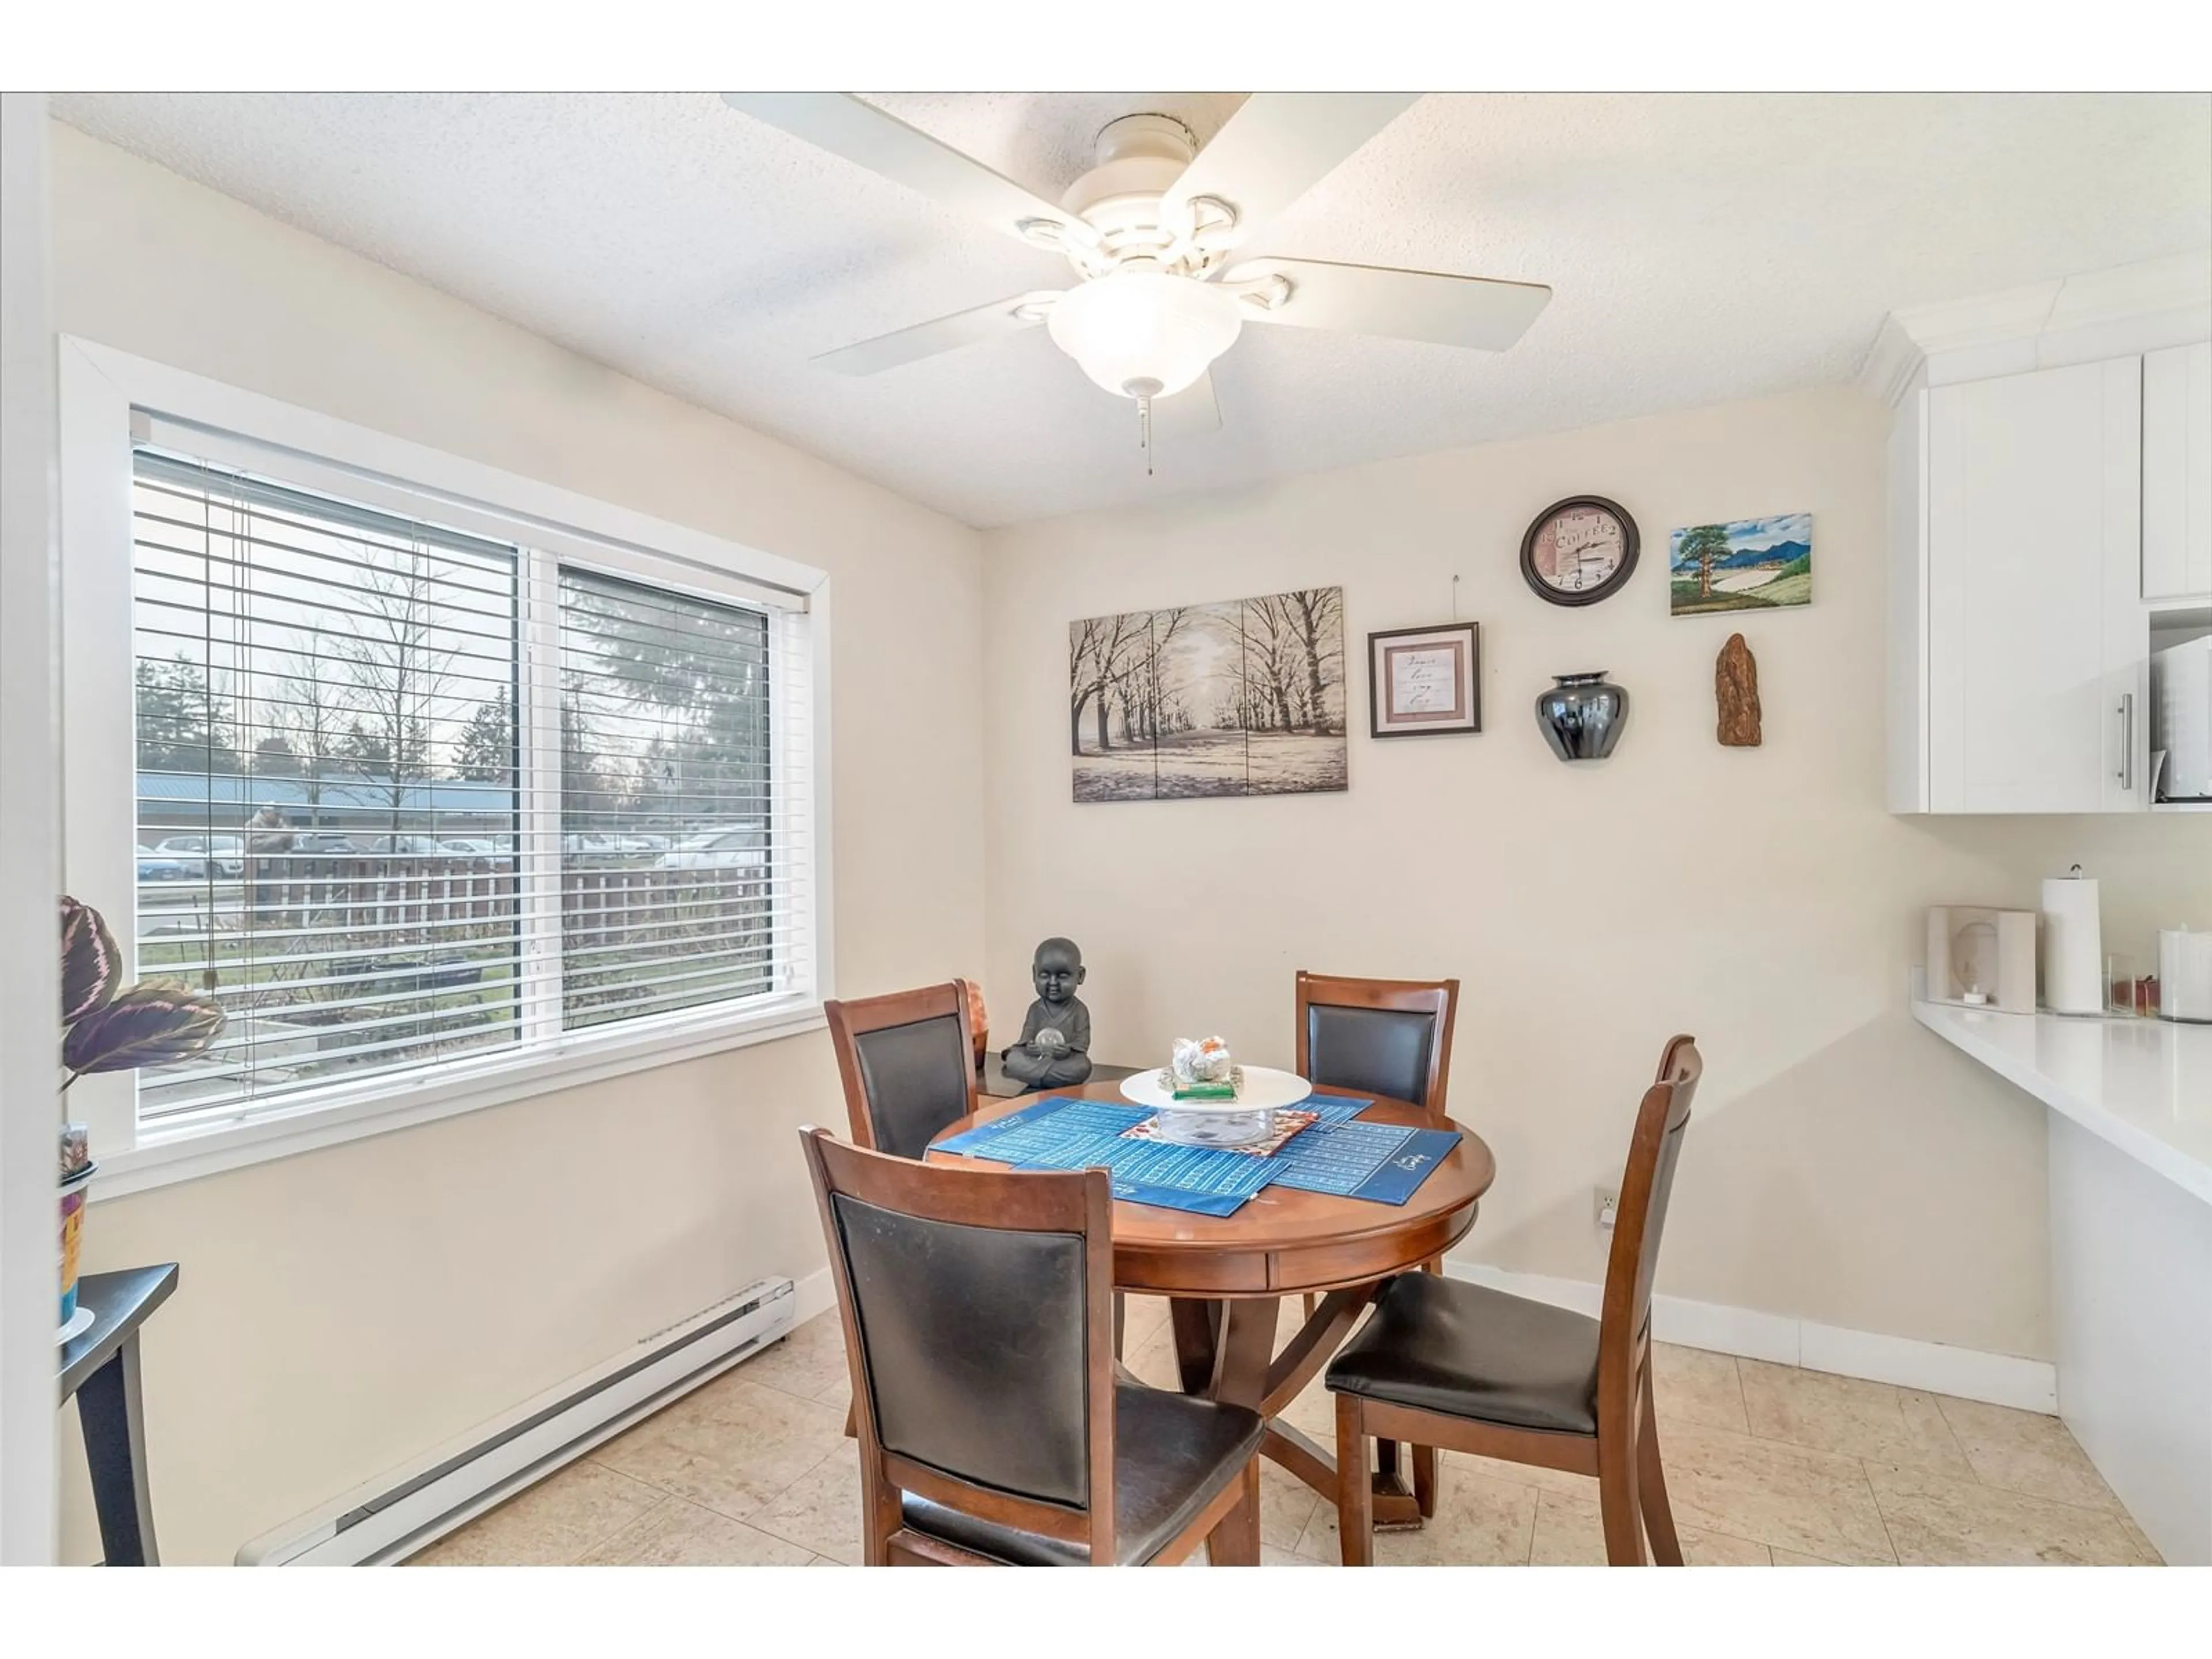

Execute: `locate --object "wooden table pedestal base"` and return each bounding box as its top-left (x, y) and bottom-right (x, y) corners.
top-left (1168, 1286), bottom-right (1427, 1535)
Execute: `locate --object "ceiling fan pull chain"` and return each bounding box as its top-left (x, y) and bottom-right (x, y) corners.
top-left (1137, 393), bottom-right (1154, 476)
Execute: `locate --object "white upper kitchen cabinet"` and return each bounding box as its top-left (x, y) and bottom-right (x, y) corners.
top-left (1921, 358), bottom-right (2147, 813)
top-left (2143, 340), bottom-right (2212, 604)
top-left (1875, 253), bottom-right (2208, 816)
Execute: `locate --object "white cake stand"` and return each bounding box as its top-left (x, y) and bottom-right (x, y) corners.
top-left (1120, 1065), bottom-right (1313, 1147)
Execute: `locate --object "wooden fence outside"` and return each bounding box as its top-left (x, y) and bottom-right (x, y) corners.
top-left (215, 855), bottom-right (770, 945)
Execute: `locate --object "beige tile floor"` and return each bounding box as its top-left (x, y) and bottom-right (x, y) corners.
top-left (408, 1297), bottom-right (2162, 1567)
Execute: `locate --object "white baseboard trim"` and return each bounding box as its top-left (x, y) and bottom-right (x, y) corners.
top-left (1442, 1262), bottom-right (2058, 1415)
top-left (792, 1266), bottom-right (835, 1326)
top-left (241, 1275), bottom-right (802, 1565)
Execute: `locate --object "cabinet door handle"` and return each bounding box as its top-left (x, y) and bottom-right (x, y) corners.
top-left (2116, 693), bottom-right (2133, 791)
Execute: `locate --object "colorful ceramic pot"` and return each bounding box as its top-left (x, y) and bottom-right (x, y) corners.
top-left (58, 1161), bottom-right (96, 1331)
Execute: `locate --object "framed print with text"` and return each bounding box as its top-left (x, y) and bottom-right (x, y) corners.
top-left (1368, 622), bottom-right (1480, 738)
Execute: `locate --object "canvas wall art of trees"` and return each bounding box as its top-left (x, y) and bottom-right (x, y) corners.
top-left (1069, 586), bottom-right (1347, 803)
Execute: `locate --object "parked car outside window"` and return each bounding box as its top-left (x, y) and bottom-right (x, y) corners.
top-left (654, 825), bottom-right (767, 873)
top-left (153, 833), bottom-right (245, 876)
top-left (353, 834), bottom-right (446, 857)
top-left (138, 853), bottom-right (210, 882)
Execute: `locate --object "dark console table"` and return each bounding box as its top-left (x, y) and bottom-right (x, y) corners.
top-left (58, 1263), bottom-right (177, 1566)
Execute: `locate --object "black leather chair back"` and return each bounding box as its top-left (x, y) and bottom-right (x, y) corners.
top-left (829, 1190), bottom-right (1093, 1508)
top-left (1607, 1039), bottom-right (1700, 1343)
top-left (1306, 1003), bottom-right (1441, 1107)
top-left (852, 1013), bottom-right (973, 1159)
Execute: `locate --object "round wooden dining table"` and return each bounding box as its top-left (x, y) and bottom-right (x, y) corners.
top-left (929, 1078), bottom-right (1495, 1548)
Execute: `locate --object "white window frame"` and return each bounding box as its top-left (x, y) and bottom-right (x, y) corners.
top-left (59, 339), bottom-right (835, 1198)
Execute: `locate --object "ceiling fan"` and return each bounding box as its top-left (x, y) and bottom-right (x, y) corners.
top-left (719, 93), bottom-right (1552, 465)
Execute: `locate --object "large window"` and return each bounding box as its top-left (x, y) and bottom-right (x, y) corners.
top-left (64, 342), bottom-right (827, 1185)
top-left (557, 569), bottom-right (783, 1030)
top-left (132, 452), bottom-right (526, 1120)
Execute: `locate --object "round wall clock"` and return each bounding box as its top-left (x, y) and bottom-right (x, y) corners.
top-left (1520, 496), bottom-right (1639, 607)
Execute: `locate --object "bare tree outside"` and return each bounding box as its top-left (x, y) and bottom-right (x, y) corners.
top-left (339, 546), bottom-right (456, 837)
top-left (260, 649), bottom-right (351, 830)
top-left (1070, 586), bottom-right (1347, 802)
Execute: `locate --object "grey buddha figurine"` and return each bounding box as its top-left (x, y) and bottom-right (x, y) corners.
top-left (1001, 937), bottom-right (1093, 1092)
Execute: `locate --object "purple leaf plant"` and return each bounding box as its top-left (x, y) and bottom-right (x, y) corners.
top-left (59, 896), bottom-right (225, 1089)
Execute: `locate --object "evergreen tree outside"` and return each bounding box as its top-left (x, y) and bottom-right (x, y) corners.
top-left (134, 655), bottom-right (243, 773)
top-left (252, 734), bottom-right (301, 775)
top-left (454, 687), bottom-right (516, 784)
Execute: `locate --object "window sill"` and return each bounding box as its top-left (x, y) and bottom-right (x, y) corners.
top-left (88, 999), bottom-right (827, 1200)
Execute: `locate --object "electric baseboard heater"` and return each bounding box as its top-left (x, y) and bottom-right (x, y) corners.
top-left (238, 1276), bottom-right (797, 1566)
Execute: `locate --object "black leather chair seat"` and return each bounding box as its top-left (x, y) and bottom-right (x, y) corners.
top-left (1326, 1272), bottom-right (1602, 1436)
top-left (900, 1384), bottom-right (1263, 1565)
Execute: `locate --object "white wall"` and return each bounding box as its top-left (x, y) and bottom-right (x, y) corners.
top-left (1, 93), bottom-right (62, 1567)
top-left (982, 385), bottom-right (2212, 1363)
top-left (47, 123), bottom-right (986, 1563)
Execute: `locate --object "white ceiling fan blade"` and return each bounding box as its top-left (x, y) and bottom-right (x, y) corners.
top-left (813, 291), bottom-right (1066, 376)
top-left (1228, 257), bottom-right (1552, 351)
top-left (1152, 370), bottom-right (1222, 439)
top-left (1164, 93), bottom-right (1421, 249)
top-left (721, 93), bottom-right (1089, 249)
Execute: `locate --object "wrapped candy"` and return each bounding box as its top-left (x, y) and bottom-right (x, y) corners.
top-left (1169, 1036), bottom-right (1238, 1100)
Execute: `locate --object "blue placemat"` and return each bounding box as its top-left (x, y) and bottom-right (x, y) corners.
top-left (934, 1097), bottom-right (1146, 1164)
top-left (1040, 1135), bottom-right (1278, 1215)
top-left (1270, 1123), bottom-right (1465, 1205)
top-left (1300, 1093), bottom-right (1376, 1126)
top-left (929, 1092), bottom-right (1092, 1158)
top-left (935, 1098), bottom-right (1269, 1215)
top-left (929, 1090), bottom-right (1455, 1215)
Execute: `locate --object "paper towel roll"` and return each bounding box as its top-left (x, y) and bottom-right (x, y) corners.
top-left (2041, 876), bottom-right (2103, 1015)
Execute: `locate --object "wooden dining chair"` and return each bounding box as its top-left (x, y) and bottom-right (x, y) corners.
top-left (824, 982), bottom-right (979, 1159)
top-left (824, 978), bottom-right (1132, 1359)
top-left (1294, 970), bottom-right (1462, 1507)
top-left (1323, 1036), bottom-right (1702, 1565)
top-left (1294, 970), bottom-right (1460, 1113)
top-left (801, 1126), bottom-right (1265, 1566)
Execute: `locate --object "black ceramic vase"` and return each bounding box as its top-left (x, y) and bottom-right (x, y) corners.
top-left (1536, 672), bottom-right (1629, 761)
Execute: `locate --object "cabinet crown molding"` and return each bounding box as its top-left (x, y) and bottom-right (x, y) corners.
top-left (1857, 248), bottom-right (2212, 409)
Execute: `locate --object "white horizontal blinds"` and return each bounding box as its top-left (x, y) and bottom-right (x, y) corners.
top-left (770, 604), bottom-right (816, 1001)
top-left (556, 566), bottom-right (802, 1029)
top-left (130, 448), bottom-right (524, 1123)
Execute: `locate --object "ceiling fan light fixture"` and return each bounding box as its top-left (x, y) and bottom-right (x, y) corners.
top-left (1045, 271), bottom-right (1243, 400)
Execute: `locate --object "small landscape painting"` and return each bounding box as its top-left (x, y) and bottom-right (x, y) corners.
top-left (1070, 587), bottom-right (1346, 802)
top-left (1668, 512), bottom-right (1812, 616)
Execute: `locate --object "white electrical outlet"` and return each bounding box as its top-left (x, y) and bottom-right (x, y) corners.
top-left (1594, 1188), bottom-right (1619, 1230)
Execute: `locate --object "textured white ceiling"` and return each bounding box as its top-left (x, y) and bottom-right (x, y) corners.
top-left (52, 92), bottom-right (2212, 528)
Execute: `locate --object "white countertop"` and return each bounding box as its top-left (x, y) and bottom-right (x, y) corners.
top-left (1912, 1000), bottom-right (2212, 1204)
